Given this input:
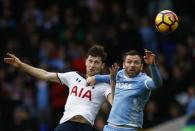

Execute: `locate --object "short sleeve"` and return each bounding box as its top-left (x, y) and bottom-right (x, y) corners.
top-left (104, 84), bottom-right (111, 98)
top-left (57, 72), bottom-right (75, 87)
top-left (144, 78), bottom-right (156, 90)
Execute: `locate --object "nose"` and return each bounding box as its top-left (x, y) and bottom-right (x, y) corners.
top-left (90, 62), bottom-right (95, 68)
top-left (130, 62), bottom-right (135, 67)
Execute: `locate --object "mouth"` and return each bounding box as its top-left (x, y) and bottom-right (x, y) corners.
top-left (88, 69), bottom-right (95, 74)
top-left (128, 68), bottom-right (135, 72)
top-left (89, 69), bottom-right (94, 72)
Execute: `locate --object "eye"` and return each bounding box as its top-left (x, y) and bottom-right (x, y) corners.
top-left (88, 59), bottom-right (93, 63)
top-left (134, 61), bottom-right (141, 65)
top-left (127, 61), bottom-right (132, 64)
top-left (94, 61), bottom-right (100, 64)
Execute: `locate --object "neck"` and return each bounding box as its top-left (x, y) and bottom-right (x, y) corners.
top-left (86, 74), bottom-right (90, 78)
top-left (124, 71), bottom-right (139, 78)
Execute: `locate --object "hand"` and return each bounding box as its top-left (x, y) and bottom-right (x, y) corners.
top-left (109, 63), bottom-right (119, 81)
top-left (4, 53), bottom-right (22, 68)
top-left (144, 49), bottom-right (156, 65)
top-left (86, 76), bottom-right (96, 86)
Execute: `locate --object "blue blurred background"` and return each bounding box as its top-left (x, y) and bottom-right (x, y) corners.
top-left (0, 0), bottom-right (195, 131)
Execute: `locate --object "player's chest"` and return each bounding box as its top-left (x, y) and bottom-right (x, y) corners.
top-left (115, 80), bottom-right (145, 93)
top-left (69, 79), bottom-right (103, 101)
top-left (116, 81), bottom-right (141, 89)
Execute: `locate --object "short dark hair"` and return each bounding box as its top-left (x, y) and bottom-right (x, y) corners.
top-left (86, 45), bottom-right (107, 63)
top-left (122, 50), bottom-right (143, 63)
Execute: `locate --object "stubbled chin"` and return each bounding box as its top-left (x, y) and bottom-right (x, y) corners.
top-left (126, 71), bottom-right (136, 77)
top-left (127, 70), bottom-right (135, 74)
top-left (87, 71), bottom-right (95, 76)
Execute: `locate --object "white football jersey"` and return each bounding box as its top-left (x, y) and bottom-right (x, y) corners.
top-left (57, 71), bottom-right (111, 125)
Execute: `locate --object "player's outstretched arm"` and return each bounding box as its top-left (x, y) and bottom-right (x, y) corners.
top-left (144, 49), bottom-right (163, 88)
top-left (4, 53), bottom-right (60, 83)
top-left (86, 75), bottom-right (110, 86)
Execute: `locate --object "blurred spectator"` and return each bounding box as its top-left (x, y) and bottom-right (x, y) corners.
top-left (139, 17), bottom-right (158, 53)
top-left (181, 115), bottom-right (195, 131)
top-left (186, 85), bottom-right (195, 116)
top-left (36, 80), bottom-right (50, 131)
top-left (166, 101), bottom-right (184, 121)
top-left (12, 106), bottom-right (37, 131)
top-left (0, 0), bottom-right (195, 130)
top-left (50, 83), bottom-right (68, 129)
top-left (143, 100), bottom-right (161, 128)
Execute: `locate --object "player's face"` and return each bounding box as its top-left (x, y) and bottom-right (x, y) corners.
top-left (123, 55), bottom-right (143, 77)
top-left (85, 55), bottom-right (104, 77)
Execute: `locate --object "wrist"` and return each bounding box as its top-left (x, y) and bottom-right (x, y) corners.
top-left (149, 64), bottom-right (157, 70)
top-left (18, 61), bottom-right (24, 68)
top-left (110, 75), bottom-right (116, 81)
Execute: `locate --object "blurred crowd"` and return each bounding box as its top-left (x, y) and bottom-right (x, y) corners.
top-left (0, 0), bottom-right (195, 131)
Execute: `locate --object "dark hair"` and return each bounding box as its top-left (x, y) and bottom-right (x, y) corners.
top-left (86, 45), bottom-right (107, 63)
top-left (122, 50), bottom-right (143, 63)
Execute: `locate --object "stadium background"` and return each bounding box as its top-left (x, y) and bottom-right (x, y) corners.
top-left (0, 0), bottom-right (195, 131)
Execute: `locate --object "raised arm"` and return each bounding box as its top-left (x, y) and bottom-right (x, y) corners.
top-left (107, 63), bottom-right (119, 105)
top-left (148, 64), bottom-right (162, 88)
top-left (4, 53), bottom-right (60, 83)
top-left (144, 49), bottom-right (163, 88)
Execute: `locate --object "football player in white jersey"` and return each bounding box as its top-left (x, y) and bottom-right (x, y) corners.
top-left (4, 45), bottom-right (114, 131)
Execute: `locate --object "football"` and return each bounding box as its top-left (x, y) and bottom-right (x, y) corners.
top-left (155, 10), bottom-right (179, 33)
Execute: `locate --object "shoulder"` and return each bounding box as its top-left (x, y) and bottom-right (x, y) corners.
top-left (139, 72), bottom-right (151, 80)
top-left (135, 73), bottom-right (153, 85)
top-left (117, 69), bottom-right (124, 74)
top-left (116, 69), bottom-right (125, 78)
top-left (59, 71), bottom-right (78, 75)
top-left (57, 71), bottom-right (81, 78)
top-left (95, 83), bottom-right (111, 95)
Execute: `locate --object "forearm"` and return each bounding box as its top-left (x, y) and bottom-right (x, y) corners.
top-left (19, 62), bottom-right (50, 81)
top-left (110, 73), bottom-right (116, 101)
top-left (95, 75), bottom-right (110, 83)
top-left (149, 64), bottom-right (163, 87)
top-left (110, 80), bottom-right (115, 104)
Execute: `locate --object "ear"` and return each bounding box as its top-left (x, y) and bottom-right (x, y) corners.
top-left (85, 59), bottom-right (88, 67)
top-left (101, 63), bottom-right (105, 70)
top-left (123, 62), bottom-right (125, 68)
top-left (141, 64), bottom-right (143, 71)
